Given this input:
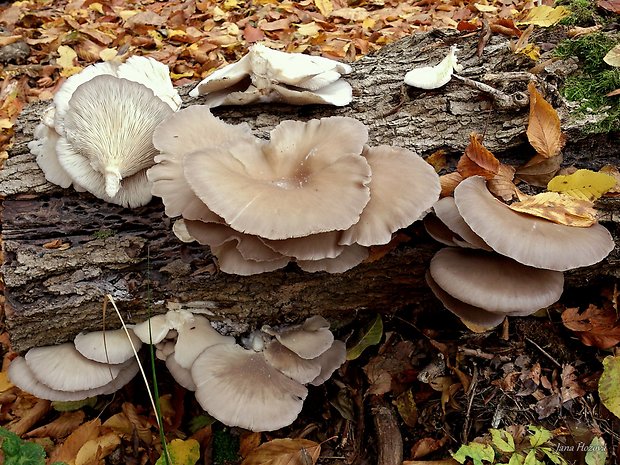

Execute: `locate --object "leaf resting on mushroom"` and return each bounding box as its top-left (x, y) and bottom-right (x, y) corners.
top-left (508, 191), bottom-right (597, 227)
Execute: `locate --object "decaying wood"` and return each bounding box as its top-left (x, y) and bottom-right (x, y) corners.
top-left (1, 30), bottom-right (618, 352)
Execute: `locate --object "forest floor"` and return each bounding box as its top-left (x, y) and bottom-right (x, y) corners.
top-left (1, 0), bottom-right (620, 464)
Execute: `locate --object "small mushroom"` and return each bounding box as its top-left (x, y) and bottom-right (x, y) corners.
top-left (262, 340), bottom-right (322, 384)
top-left (309, 340), bottom-right (347, 386)
top-left (74, 327), bottom-right (142, 364)
top-left (132, 314), bottom-right (173, 345)
top-left (188, 43), bottom-right (352, 107)
top-left (263, 315), bottom-right (334, 360)
top-left (453, 176), bottom-right (615, 271)
top-left (191, 343), bottom-right (308, 431)
top-left (165, 354), bottom-right (197, 391)
top-left (404, 45), bottom-right (462, 90)
top-left (173, 315), bottom-right (235, 369)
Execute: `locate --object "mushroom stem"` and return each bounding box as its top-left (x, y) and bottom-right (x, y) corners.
top-left (105, 166), bottom-right (122, 197)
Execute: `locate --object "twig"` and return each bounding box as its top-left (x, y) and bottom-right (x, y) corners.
top-left (525, 336), bottom-right (562, 368)
top-left (459, 347), bottom-right (511, 362)
top-left (370, 395), bottom-right (404, 465)
top-left (452, 74), bottom-right (529, 110)
top-left (461, 365), bottom-right (478, 443)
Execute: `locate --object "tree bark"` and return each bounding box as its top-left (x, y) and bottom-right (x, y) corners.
top-left (1, 30), bottom-right (618, 352)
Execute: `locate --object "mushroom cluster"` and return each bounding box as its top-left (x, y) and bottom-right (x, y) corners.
top-left (189, 43), bottom-right (352, 107)
top-left (133, 311), bottom-right (346, 432)
top-left (147, 106), bottom-right (441, 275)
top-left (8, 328), bottom-right (142, 401)
top-left (28, 56), bottom-right (181, 207)
top-left (424, 176), bottom-right (615, 330)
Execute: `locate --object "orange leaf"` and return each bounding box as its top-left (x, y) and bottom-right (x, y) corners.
top-left (425, 149), bottom-right (447, 173)
top-left (488, 164), bottom-right (519, 201)
top-left (27, 411), bottom-right (86, 439)
top-left (241, 438), bottom-right (321, 465)
top-left (439, 172), bottom-right (463, 197)
top-left (526, 82), bottom-right (566, 158)
top-left (464, 133), bottom-right (499, 174)
top-left (49, 419), bottom-right (102, 464)
top-left (562, 305), bottom-right (620, 349)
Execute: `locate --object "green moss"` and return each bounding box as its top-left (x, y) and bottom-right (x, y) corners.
top-left (212, 426), bottom-right (239, 465)
top-left (92, 229), bottom-right (116, 239)
top-left (556, 0), bottom-right (603, 26)
top-left (554, 33), bottom-right (620, 133)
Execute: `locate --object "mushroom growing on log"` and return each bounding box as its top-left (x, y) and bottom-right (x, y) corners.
top-left (1, 30), bottom-right (618, 351)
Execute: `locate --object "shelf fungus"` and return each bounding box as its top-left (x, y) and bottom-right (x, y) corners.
top-left (424, 175), bottom-right (615, 331)
top-left (188, 43), bottom-right (353, 107)
top-left (8, 330), bottom-right (141, 401)
top-left (28, 56), bottom-right (181, 207)
top-left (148, 106), bottom-right (441, 275)
top-left (404, 45), bottom-right (462, 90)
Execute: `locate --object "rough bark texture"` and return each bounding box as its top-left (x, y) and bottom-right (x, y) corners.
top-left (1, 30), bottom-right (618, 352)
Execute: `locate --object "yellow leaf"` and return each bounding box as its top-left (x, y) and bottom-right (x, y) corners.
top-left (57, 45), bottom-right (82, 77)
top-left (600, 165), bottom-right (620, 194)
top-left (362, 17), bottom-right (376, 29)
top-left (167, 29), bottom-right (188, 39)
top-left (604, 44), bottom-right (620, 67)
top-left (547, 169), bottom-right (617, 201)
top-left (156, 438), bottom-right (200, 465)
top-left (75, 432), bottom-right (121, 465)
top-left (519, 43), bottom-right (540, 61)
top-left (241, 438), bottom-right (321, 465)
top-left (99, 48), bottom-right (118, 61)
top-left (508, 192), bottom-right (597, 227)
top-left (296, 21), bottom-right (321, 37)
top-left (0, 371), bottom-right (14, 392)
top-left (314, 0), bottom-right (333, 17)
top-left (517, 5), bottom-right (570, 27)
top-left (118, 10), bottom-right (139, 21)
top-left (526, 82), bottom-right (565, 159)
top-left (223, 0), bottom-right (238, 10)
top-left (0, 118), bottom-right (13, 129)
top-left (474, 3), bottom-right (497, 13)
top-left (88, 2), bottom-right (104, 14)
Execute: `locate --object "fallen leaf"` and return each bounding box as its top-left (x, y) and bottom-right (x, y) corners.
top-left (296, 22), bottom-right (321, 37)
top-left (7, 399), bottom-right (51, 436)
top-left (0, 370), bottom-right (14, 392)
top-left (241, 438), bottom-right (320, 465)
top-left (599, 355), bottom-right (620, 419)
top-left (239, 432), bottom-right (262, 458)
top-left (425, 149), bottom-right (447, 172)
top-left (607, 88), bottom-right (620, 97)
top-left (567, 25), bottom-right (602, 38)
top-left (410, 436), bottom-right (448, 459)
top-left (488, 164), bottom-right (518, 201)
top-left (439, 172), bottom-right (464, 197)
top-left (585, 436), bottom-right (608, 465)
top-left (597, 0), bottom-right (620, 14)
top-left (526, 82), bottom-right (566, 159)
top-left (57, 45), bottom-right (82, 77)
top-left (517, 5), bottom-right (570, 27)
top-left (49, 419), bottom-right (102, 463)
top-left (457, 133), bottom-right (500, 179)
top-left (314, 0), bottom-right (333, 17)
top-left (27, 411), bottom-right (86, 439)
top-left (599, 165), bottom-right (620, 194)
top-left (346, 314), bottom-right (383, 361)
top-left (508, 191), bottom-right (597, 227)
top-left (560, 364), bottom-right (585, 403)
top-left (75, 432), bottom-right (121, 465)
top-left (394, 388), bottom-right (418, 427)
top-left (547, 169), bottom-right (617, 201)
top-left (562, 305), bottom-right (620, 349)
top-left (156, 438), bottom-right (200, 465)
top-left (516, 153), bottom-right (562, 187)
top-left (604, 44), bottom-right (620, 67)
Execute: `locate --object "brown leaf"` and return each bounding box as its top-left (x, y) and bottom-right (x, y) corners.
top-left (239, 431), bottom-right (263, 458)
top-left (606, 88), bottom-right (620, 97)
top-left (7, 399), bottom-right (51, 436)
top-left (241, 438), bottom-right (320, 465)
top-left (597, 0), bottom-right (620, 13)
top-left (439, 172), bottom-right (463, 197)
top-left (75, 432), bottom-right (121, 465)
top-left (526, 82), bottom-right (566, 158)
top-left (49, 419), bottom-right (102, 464)
top-left (425, 149), bottom-right (447, 173)
top-left (457, 133), bottom-right (500, 180)
top-left (27, 411), bottom-right (86, 439)
top-left (560, 364), bottom-right (585, 403)
top-left (364, 340), bottom-right (415, 395)
top-left (516, 153), bottom-right (562, 187)
top-left (488, 164), bottom-right (518, 201)
top-left (507, 191), bottom-right (597, 227)
top-left (561, 305), bottom-right (620, 349)
top-left (477, 19), bottom-right (491, 58)
top-left (410, 435), bottom-right (448, 459)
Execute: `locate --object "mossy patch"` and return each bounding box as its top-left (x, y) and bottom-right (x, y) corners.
top-left (554, 33), bottom-right (620, 133)
top-left (557, 0), bottom-right (604, 26)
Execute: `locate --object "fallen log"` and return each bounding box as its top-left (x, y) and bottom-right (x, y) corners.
top-left (1, 30), bottom-right (618, 352)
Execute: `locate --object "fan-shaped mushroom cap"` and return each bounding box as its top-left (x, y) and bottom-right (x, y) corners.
top-left (172, 219), bottom-right (196, 243)
top-left (192, 344), bottom-right (308, 431)
top-left (340, 145), bottom-right (441, 246)
top-left (429, 247), bottom-right (564, 315)
top-left (24, 343), bottom-right (135, 392)
top-left (309, 340), bottom-right (347, 386)
top-left (432, 197), bottom-right (491, 251)
top-left (188, 53), bottom-right (252, 97)
top-left (183, 117), bottom-right (371, 240)
top-left (56, 74), bottom-right (173, 206)
top-left (296, 244), bottom-right (369, 273)
top-left (74, 328), bottom-right (142, 364)
top-left (454, 176), bottom-right (615, 271)
top-left (9, 356), bottom-right (140, 401)
top-left (165, 355), bottom-right (196, 391)
top-left (149, 106), bottom-right (254, 220)
top-left (174, 316), bottom-right (235, 369)
top-left (423, 214), bottom-right (460, 247)
top-left (263, 341), bottom-right (322, 384)
top-left (264, 316), bottom-right (334, 360)
top-left (404, 45), bottom-right (462, 90)
top-left (262, 231), bottom-right (344, 260)
top-left (211, 240), bottom-right (291, 275)
top-left (425, 272), bottom-right (508, 330)
top-left (132, 314), bottom-right (173, 344)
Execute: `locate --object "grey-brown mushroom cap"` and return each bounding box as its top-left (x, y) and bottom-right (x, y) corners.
top-left (211, 241), bottom-right (291, 275)
top-left (423, 214), bottom-right (460, 247)
top-left (9, 356), bottom-right (140, 402)
top-left (173, 316), bottom-right (236, 369)
top-left (57, 75), bottom-right (173, 205)
top-left (340, 145), bottom-right (441, 247)
top-left (263, 341), bottom-right (322, 384)
top-left (429, 247), bottom-right (564, 314)
top-left (149, 106), bottom-right (254, 220)
top-left (74, 328), bottom-right (142, 364)
top-left (297, 244), bottom-right (369, 274)
top-left (271, 322), bottom-right (335, 360)
top-left (262, 231), bottom-right (345, 260)
top-left (454, 176), bottom-right (615, 271)
top-left (183, 117), bottom-right (371, 240)
top-left (192, 344), bottom-right (308, 432)
top-left (309, 340), bottom-right (347, 386)
top-left (425, 272), bottom-right (508, 330)
top-left (432, 197), bottom-right (491, 251)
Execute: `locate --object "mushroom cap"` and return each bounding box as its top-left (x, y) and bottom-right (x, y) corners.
top-left (261, 231), bottom-right (345, 261)
top-left (189, 53), bottom-right (252, 97)
top-left (423, 213), bottom-right (460, 247)
top-left (57, 74), bottom-right (173, 206)
top-left (149, 105), bottom-right (254, 220)
top-left (454, 176), bottom-right (615, 271)
top-left (183, 117), bottom-right (371, 240)
top-left (309, 340), bottom-right (347, 386)
top-left (267, 319), bottom-right (335, 360)
top-left (172, 219), bottom-right (196, 243)
top-left (263, 341), bottom-right (322, 384)
top-left (174, 316), bottom-right (235, 369)
top-left (132, 314), bottom-right (172, 344)
top-left (211, 241), bottom-right (291, 275)
top-left (24, 343), bottom-right (134, 392)
top-left (296, 244), bottom-right (369, 273)
top-left (339, 145), bottom-right (441, 247)
top-left (429, 247), bottom-right (564, 314)
top-left (9, 356), bottom-right (140, 401)
top-left (165, 355), bottom-right (197, 391)
top-left (425, 272), bottom-right (508, 330)
top-left (269, 80), bottom-right (353, 107)
top-left (192, 344), bottom-right (308, 431)
top-left (404, 45), bottom-right (461, 90)
top-left (74, 328), bottom-right (142, 364)
top-left (432, 197), bottom-right (491, 250)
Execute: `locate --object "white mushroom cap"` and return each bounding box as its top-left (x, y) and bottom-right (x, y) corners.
top-left (56, 74), bottom-right (173, 206)
top-left (24, 343), bottom-right (136, 392)
top-left (189, 53), bottom-right (252, 97)
top-left (339, 145), bottom-right (441, 247)
top-left (172, 219), bottom-right (196, 243)
top-left (309, 340), bottom-right (347, 386)
top-left (404, 45), bottom-right (462, 90)
top-left (432, 197), bottom-right (491, 251)
top-left (263, 341), bottom-right (322, 384)
top-left (174, 316), bottom-right (235, 369)
top-left (264, 316), bottom-right (334, 360)
top-left (262, 231), bottom-right (344, 260)
top-left (132, 314), bottom-right (171, 344)
top-left (155, 340), bottom-right (175, 361)
top-left (9, 356), bottom-right (140, 401)
top-left (423, 214), bottom-right (460, 247)
top-left (74, 328), bottom-right (142, 364)
top-left (183, 117), bottom-right (371, 240)
top-left (454, 176), bottom-right (615, 271)
top-left (429, 247), bottom-right (564, 315)
top-left (165, 355), bottom-right (196, 391)
top-left (296, 244), bottom-right (369, 273)
top-left (192, 343), bottom-right (308, 432)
